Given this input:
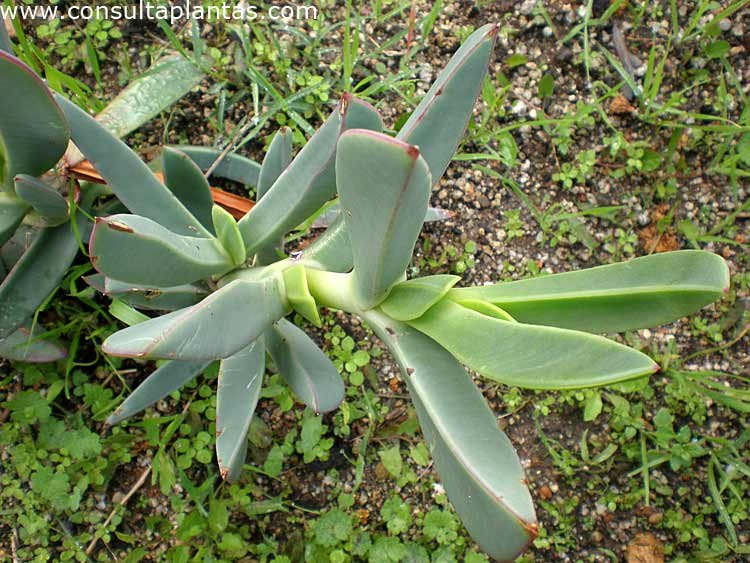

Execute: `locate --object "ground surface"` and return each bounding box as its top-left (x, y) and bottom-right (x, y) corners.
top-left (1, 1), bottom-right (749, 562)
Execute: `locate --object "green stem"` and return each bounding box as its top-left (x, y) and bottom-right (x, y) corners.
top-left (305, 269), bottom-right (360, 313)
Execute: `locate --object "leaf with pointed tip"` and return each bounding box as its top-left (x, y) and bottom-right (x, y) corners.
top-left (84, 274), bottom-right (208, 311)
top-left (0, 323), bottom-right (67, 362)
top-left (282, 264), bottom-right (321, 327)
top-left (0, 52), bottom-right (69, 192)
top-left (90, 214), bottom-right (232, 286)
top-left (379, 275), bottom-right (460, 321)
top-left (266, 318), bottom-right (344, 414)
top-left (450, 251), bottom-right (730, 333)
top-left (408, 300), bottom-right (657, 390)
top-left (173, 145), bottom-right (261, 188)
top-left (55, 94), bottom-right (209, 237)
top-left (14, 174), bottom-right (68, 223)
top-left (0, 193), bottom-right (28, 246)
top-left (106, 360), bottom-right (211, 425)
top-left (239, 95), bottom-right (383, 256)
top-left (298, 214), bottom-right (353, 273)
top-left (103, 278), bottom-right (287, 360)
top-left (0, 218), bottom-right (82, 338)
top-left (337, 130), bottom-right (431, 309)
top-left (258, 127), bottom-right (293, 200)
top-left (458, 299), bottom-right (516, 322)
top-left (396, 24), bottom-right (497, 185)
top-left (211, 205), bottom-right (245, 266)
top-left (364, 310), bottom-right (537, 561)
top-left (162, 147), bottom-right (215, 232)
top-left (96, 55), bottom-right (204, 140)
top-left (216, 338), bottom-right (265, 481)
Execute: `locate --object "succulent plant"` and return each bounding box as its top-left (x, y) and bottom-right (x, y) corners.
top-left (66, 24), bottom-right (728, 561)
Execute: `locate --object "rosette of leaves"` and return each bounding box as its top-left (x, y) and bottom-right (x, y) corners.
top-left (82, 25), bottom-right (729, 561)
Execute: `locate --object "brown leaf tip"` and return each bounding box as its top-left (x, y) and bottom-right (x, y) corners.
top-left (406, 145), bottom-right (420, 160)
top-left (107, 220), bottom-right (134, 233)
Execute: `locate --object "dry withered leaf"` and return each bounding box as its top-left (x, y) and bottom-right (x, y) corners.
top-left (609, 94), bottom-right (635, 115)
top-left (626, 532), bottom-right (664, 563)
top-left (3, 15), bottom-right (14, 37)
top-left (638, 203), bottom-right (680, 253)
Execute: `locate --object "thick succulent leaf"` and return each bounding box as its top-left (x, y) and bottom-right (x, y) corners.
top-left (408, 300), bottom-right (658, 390)
top-left (90, 214), bottom-right (232, 286)
top-left (266, 318), bottom-right (344, 414)
top-left (312, 202), bottom-right (452, 229)
top-left (173, 145), bottom-right (261, 188)
top-left (459, 299), bottom-right (516, 322)
top-left (211, 205), bottom-right (246, 266)
top-left (379, 275), bottom-right (460, 321)
top-left (282, 264), bottom-right (321, 327)
top-left (298, 214), bottom-right (353, 273)
top-left (85, 274), bottom-right (208, 311)
top-left (0, 218), bottom-right (82, 338)
top-left (95, 55), bottom-right (204, 140)
top-left (0, 193), bottom-right (28, 246)
top-left (364, 310), bottom-right (537, 561)
top-left (258, 127), bottom-right (293, 200)
top-left (396, 24), bottom-right (497, 185)
top-left (55, 94), bottom-right (209, 237)
top-left (162, 147), bottom-right (215, 232)
top-left (0, 18), bottom-right (12, 53)
top-left (0, 52), bottom-right (69, 191)
top-left (103, 278), bottom-right (287, 360)
top-left (238, 95), bottom-right (383, 256)
top-left (450, 251), bottom-right (730, 333)
top-left (14, 174), bottom-right (68, 223)
top-left (106, 360), bottom-right (210, 425)
top-left (216, 338), bottom-right (265, 481)
top-left (0, 323), bottom-right (67, 362)
top-left (337, 130), bottom-right (431, 309)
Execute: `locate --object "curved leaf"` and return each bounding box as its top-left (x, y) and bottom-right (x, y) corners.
top-left (408, 300), bottom-right (658, 390)
top-left (216, 338), bottom-right (265, 481)
top-left (337, 130), bottom-right (431, 309)
top-left (0, 193), bottom-right (28, 246)
top-left (55, 94), bottom-right (209, 237)
top-left (0, 218), bottom-right (82, 338)
top-left (106, 360), bottom-right (211, 425)
top-left (396, 24), bottom-right (497, 185)
top-left (14, 174), bottom-right (68, 223)
top-left (173, 145), bottom-right (261, 188)
top-left (379, 275), bottom-right (460, 321)
top-left (364, 310), bottom-right (537, 561)
top-left (258, 127), bottom-right (293, 200)
top-left (282, 264), bottom-right (321, 327)
top-left (211, 205), bottom-right (245, 266)
top-left (238, 95), bottom-right (383, 256)
top-left (84, 274), bottom-right (208, 311)
top-left (0, 52), bottom-right (69, 191)
top-left (450, 251), bottom-right (730, 333)
top-left (90, 214), bottom-right (232, 286)
top-left (266, 318), bottom-right (343, 414)
top-left (103, 278), bottom-right (287, 360)
top-left (162, 146), bottom-right (215, 232)
top-left (0, 323), bottom-right (67, 362)
top-left (298, 214), bottom-right (353, 273)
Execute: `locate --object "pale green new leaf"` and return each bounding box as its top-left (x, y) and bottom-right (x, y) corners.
top-left (266, 318), bottom-right (344, 414)
top-left (258, 127), bottom-right (293, 200)
top-left (364, 310), bottom-right (537, 561)
top-left (14, 174), bottom-right (68, 223)
top-left (216, 338), bottom-right (265, 481)
top-left (55, 94), bottom-right (210, 237)
top-left (106, 360), bottom-right (211, 425)
top-left (379, 275), bottom-right (460, 321)
top-left (90, 214), bottom-right (232, 286)
top-left (0, 52), bottom-right (69, 192)
top-left (211, 205), bottom-right (246, 266)
top-left (409, 300), bottom-right (657, 389)
top-left (450, 251), bottom-right (730, 333)
top-left (238, 95), bottom-right (383, 256)
top-left (337, 130), bottom-right (431, 309)
top-left (103, 278), bottom-right (287, 360)
top-left (173, 146), bottom-right (261, 188)
top-left (162, 146), bottom-right (215, 232)
top-left (396, 24), bottom-right (497, 184)
top-left (282, 264), bottom-right (321, 327)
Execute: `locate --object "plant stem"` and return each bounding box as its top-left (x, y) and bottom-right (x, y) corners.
top-left (305, 269), bottom-right (360, 313)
